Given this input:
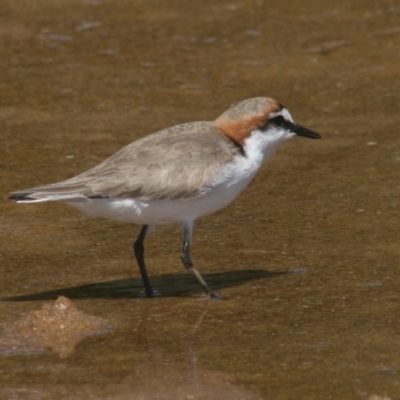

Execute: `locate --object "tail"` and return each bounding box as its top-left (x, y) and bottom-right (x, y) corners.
top-left (8, 191), bottom-right (42, 203)
top-left (8, 187), bottom-right (90, 203)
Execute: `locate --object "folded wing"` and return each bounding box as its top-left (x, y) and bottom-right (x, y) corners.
top-left (9, 122), bottom-right (240, 203)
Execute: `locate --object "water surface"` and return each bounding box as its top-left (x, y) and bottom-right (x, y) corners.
top-left (1, 0), bottom-right (400, 398)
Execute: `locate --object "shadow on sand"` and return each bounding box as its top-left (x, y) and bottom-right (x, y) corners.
top-left (3, 269), bottom-right (286, 301)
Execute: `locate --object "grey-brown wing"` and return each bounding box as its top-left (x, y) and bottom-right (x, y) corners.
top-left (11, 122), bottom-right (240, 201)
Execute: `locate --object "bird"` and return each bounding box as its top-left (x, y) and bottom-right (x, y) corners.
top-left (9, 97), bottom-right (321, 299)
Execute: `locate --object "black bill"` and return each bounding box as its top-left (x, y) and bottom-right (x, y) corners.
top-left (293, 124), bottom-right (321, 139)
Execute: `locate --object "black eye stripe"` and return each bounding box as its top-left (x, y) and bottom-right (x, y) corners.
top-left (259, 115), bottom-right (294, 131)
top-left (265, 115), bottom-right (294, 130)
top-left (269, 115), bottom-right (285, 126)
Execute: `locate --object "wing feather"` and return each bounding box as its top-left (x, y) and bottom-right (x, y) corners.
top-left (9, 122), bottom-right (241, 202)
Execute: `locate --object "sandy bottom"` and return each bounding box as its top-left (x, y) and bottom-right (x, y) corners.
top-left (1, 0), bottom-right (400, 399)
top-left (0, 297), bottom-right (112, 358)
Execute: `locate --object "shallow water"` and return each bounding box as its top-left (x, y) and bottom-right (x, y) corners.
top-left (1, 0), bottom-right (400, 398)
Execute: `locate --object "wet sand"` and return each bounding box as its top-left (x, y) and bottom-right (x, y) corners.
top-left (0, 297), bottom-right (112, 358)
top-left (1, 0), bottom-right (400, 398)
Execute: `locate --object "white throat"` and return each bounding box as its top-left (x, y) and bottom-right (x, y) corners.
top-left (245, 126), bottom-right (294, 162)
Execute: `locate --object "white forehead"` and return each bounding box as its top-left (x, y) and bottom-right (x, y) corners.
top-left (269, 107), bottom-right (294, 122)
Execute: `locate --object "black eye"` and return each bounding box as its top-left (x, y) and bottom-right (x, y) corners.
top-left (269, 115), bottom-right (285, 127)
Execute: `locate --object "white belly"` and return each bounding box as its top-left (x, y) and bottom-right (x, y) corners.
top-left (69, 172), bottom-right (254, 225)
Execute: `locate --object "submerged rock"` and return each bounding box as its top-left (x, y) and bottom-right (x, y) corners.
top-left (0, 296), bottom-right (112, 358)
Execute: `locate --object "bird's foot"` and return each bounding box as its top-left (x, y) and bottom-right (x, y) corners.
top-left (138, 289), bottom-right (161, 298)
top-left (208, 292), bottom-right (223, 300)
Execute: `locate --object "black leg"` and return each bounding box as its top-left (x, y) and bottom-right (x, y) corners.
top-left (180, 223), bottom-right (220, 299)
top-left (133, 225), bottom-right (154, 298)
